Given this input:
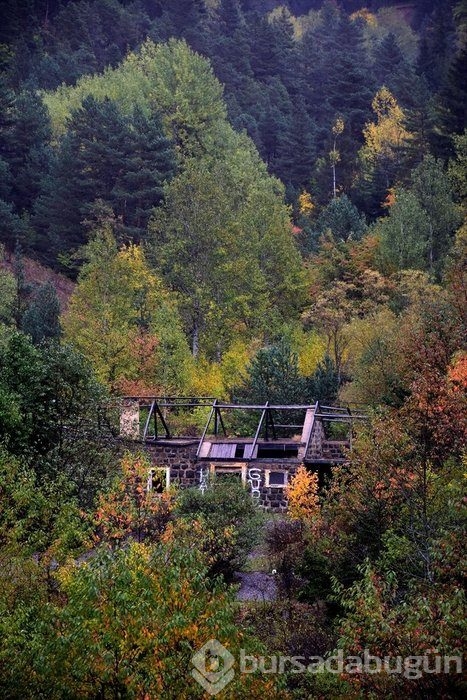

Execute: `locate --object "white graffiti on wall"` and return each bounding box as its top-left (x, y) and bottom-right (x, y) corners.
top-left (147, 469), bottom-right (153, 492)
top-left (247, 468), bottom-right (262, 500)
top-left (199, 467), bottom-right (209, 494)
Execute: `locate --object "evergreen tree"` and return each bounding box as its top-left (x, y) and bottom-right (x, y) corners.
top-left (21, 281), bottom-right (61, 344)
top-left (0, 78), bottom-right (16, 160)
top-left (0, 200), bottom-right (28, 250)
top-left (397, 72), bottom-right (438, 171)
top-left (161, 0), bottom-right (207, 50)
top-left (315, 195), bottom-right (367, 243)
top-left (250, 13), bottom-right (286, 82)
top-left (35, 96), bottom-right (127, 262)
top-left (111, 106), bottom-right (176, 242)
top-left (218, 0), bottom-right (244, 36)
top-left (35, 96), bottom-right (175, 264)
top-left (439, 46), bottom-right (467, 144)
top-left (0, 83), bottom-right (51, 223)
top-left (416, 4), bottom-right (455, 93)
top-left (309, 354), bottom-right (339, 404)
top-left (0, 157), bottom-right (12, 201)
top-left (272, 98), bottom-right (316, 192)
top-left (7, 90), bottom-right (52, 214)
top-left (301, 6), bottom-right (374, 193)
top-left (235, 338), bottom-right (308, 406)
top-left (374, 33), bottom-right (406, 88)
top-left (269, 7), bottom-right (298, 92)
top-left (33, 138), bottom-right (88, 265)
top-left (207, 1), bottom-right (253, 95)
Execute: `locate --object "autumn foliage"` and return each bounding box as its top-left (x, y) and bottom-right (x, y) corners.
top-left (94, 452), bottom-right (173, 546)
top-left (286, 464), bottom-right (320, 523)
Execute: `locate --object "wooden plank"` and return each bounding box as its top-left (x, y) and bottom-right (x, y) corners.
top-left (198, 441), bottom-right (211, 458)
top-left (300, 407), bottom-right (315, 444)
top-left (210, 443), bottom-right (236, 459)
top-left (243, 444), bottom-right (258, 459)
top-left (196, 399), bottom-right (217, 458)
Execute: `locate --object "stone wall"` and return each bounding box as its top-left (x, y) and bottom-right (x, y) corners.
top-left (144, 441), bottom-right (199, 487)
top-left (138, 441), bottom-right (300, 511)
top-left (321, 440), bottom-right (349, 461)
top-left (306, 420), bottom-right (349, 462)
top-left (305, 419), bottom-right (325, 460)
top-left (255, 461), bottom-right (299, 511)
top-left (135, 441), bottom-right (345, 511)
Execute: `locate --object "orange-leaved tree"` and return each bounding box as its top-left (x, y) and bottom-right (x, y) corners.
top-left (94, 451), bottom-right (173, 546)
top-left (286, 464), bottom-right (320, 523)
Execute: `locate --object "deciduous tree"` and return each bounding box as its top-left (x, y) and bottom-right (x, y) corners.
top-left (63, 220), bottom-right (192, 393)
top-left (286, 464), bottom-right (320, 524)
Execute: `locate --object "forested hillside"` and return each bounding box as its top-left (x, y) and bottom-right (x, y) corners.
top-left (0, 1), bottom-right (466, 698)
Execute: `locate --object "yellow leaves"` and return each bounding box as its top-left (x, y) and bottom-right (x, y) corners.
top-left (361, 87), bottom-right (412, 163)
top-left (329, 148), bottom-right (340, 166)
top-left (371, 86), bottom-right (402, 122)
top-left (62, 225), bottom-right (191, 393)
top-left (188, 339), bottom-right (257, 399)
top-left (298, 190), bottom-right (315, 217)
top-left (332, 116), bottom-right (345, 137)
top-left (351, 8), bottom-right (378, 27)
top-left (220, 338), bottom-right (257, 394)
top-left (94, 452), bottom-right (174, 546)
top-left (189, 356), bottom-right (224, 397)
top-left (286, 464), bottom-right (320, 523)
top-left (293, 328), bottom-right (326, 376)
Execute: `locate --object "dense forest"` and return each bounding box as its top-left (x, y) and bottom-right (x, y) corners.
top-left (0, 1), bottom-right (466, 698)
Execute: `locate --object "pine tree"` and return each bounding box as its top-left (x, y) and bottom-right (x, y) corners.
top-left (8, 90), bottom-right (52, 214)
top-left (235, 338), bottom-right (308, 406)
top-left (272, 98), bottom-right (316, 192)
top-left (34, 96), bottom-right (127, 263)
top-left (416, 4), bottom-right (455, 92)
top-left (0, 200), bottom-right (28, 250)
top-left (34, 96), bottom-right (176, 264)
top-left (374, 33), bottom-right (406, 88)
top-left (218, 0), bottom-right (244, 37)
top-left (316, 195), bottom-right (367, 243)
top-left (301, 7), bottom-right (374, 192)
top-left (309, 354), bottom-right (339, 404)
top-left (21, 282), bottom-right (61, 344)
top-left (250, 14), bottom-right (282, 81)
top-left (111, 106), bottom-right (176, 243)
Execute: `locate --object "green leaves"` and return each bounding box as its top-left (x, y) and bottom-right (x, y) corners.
top-left (63, 223), bottom-right (192, 393)
top-left (0, 537), bottom-right (277, 699)
top-left (175, 478), bottom-right (263, 580)
top-left (148, 139), bottom-right (305, 358)
top-left (377, 190), bottom-right (430, 272)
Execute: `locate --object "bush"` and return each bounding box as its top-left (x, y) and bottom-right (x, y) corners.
top-left (175, 478), bottom-right (263, 580)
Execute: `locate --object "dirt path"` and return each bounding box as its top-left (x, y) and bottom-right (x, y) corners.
top-left (235, 570), bottom-right (277, 601)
